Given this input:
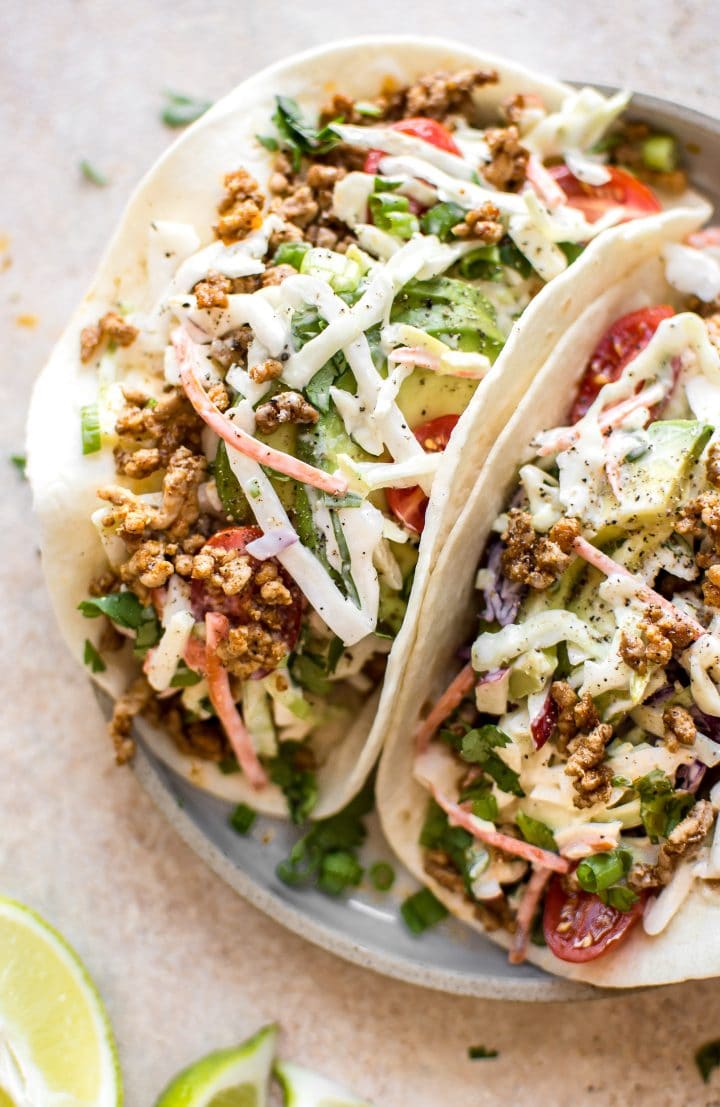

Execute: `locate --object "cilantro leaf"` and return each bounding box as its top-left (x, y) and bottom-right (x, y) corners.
top-left (272, 96), bottom-right (340, 169)
top-left (458, 777), bottom-right (498, 822)
top-left (516, 811), bottom-right (557, 852)
top-left (80, 160), bottom-right (108, 187)
top-left (458, 726), bottom-right (524, 797)
top-left (161, 90), bottom-right (213, 128)
top-left (83, 639), bottom-right (106, 674)
top-left (10, 454), bottom-right (26, 478)
top-left (78, 592), bottom-right (147, 629)
top-left (634, 770), bottom-right (694, 842)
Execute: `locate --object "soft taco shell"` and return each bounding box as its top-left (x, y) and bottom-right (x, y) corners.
top-left (376, 206), bottom-right (720, 987)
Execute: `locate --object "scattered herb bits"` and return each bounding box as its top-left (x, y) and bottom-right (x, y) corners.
top-left (10, 454), bottom-right (27, 478)
top-left (80, 404), bottom-right (101, 455)
top-left (468, 1046), bottom-right (499, 1061)
top-left (229, 804), bottom-right (257, 836)
top-left (695, 1040), bottom-right (720, 1084)
top-left (161, 91), bottom-right (213, 128)
top-left (401, 888), bottom-right (448, 934)
top-left (369, 861), bottom-right (395, 892)
top-left (83, 639), bottom-right (106, 674)
top-left (79, 160), bottom-right (108, 187)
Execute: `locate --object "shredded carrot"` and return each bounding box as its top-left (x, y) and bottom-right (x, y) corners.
top-left (174, 328), bottom-right (348, 496)
top-left (205, 612), bottom-right (267, 789)
top-left (414, 663), bottom-right (476, 753)
top-left (509, 865), bottom-right (553, 964)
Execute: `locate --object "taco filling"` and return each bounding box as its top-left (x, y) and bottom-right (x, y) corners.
top-left (412, 232), bottom-right (720, 965)
top-left (75, 63), bottom-right (682, 818)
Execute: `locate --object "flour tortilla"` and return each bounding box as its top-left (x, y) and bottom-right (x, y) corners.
top-left (376, 207), bottom-right (720, 987)
top-left (26, 36), bottom-right (708, 821)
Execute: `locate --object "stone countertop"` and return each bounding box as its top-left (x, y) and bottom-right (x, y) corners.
top-left (3, 2), bottom-right (720, 1103)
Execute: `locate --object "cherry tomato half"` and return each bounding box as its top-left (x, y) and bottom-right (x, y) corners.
top-left (548, 164), bottom-right (662, 224)
top-left (543, 875), bottom-right (645, 963)
top-left (189, 526), bottom-right (303, 656)
top-left (364, 116), bottom-right (461, 175)
top-left (569, 304), bottom-right (675, 423)
top-left (386, 414), bottom-right (459, 534)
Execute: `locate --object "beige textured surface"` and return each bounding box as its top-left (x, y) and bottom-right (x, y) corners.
top-left (3, 3), bottom-right (720, 1104)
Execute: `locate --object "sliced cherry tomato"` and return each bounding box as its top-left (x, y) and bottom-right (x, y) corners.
top-left (386, 414), bottom-right (459, 534)
top-left (363, 116), bottom-right (461, 175)
top-left (543, 875), bottom-right (645, 963)
top-left (569, 305), bottom-right (675, 423)
top-left (548, 164), bottom-right (662, 224)
top-left (189, 526), bottom-right (303, 662)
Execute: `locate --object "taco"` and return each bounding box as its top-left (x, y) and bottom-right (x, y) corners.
top-left (27, 35), bottom-right (707, 822)
top-left (377, 212), bottom-right (720, 985)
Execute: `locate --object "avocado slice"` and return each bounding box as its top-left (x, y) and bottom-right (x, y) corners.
top-left (613, 419), bottom-right (712, 527)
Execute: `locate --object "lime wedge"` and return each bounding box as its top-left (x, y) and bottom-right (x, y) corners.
top-left (274, 1060), bottom-right (373, 1107)
top-left (0, 896), bottom-right (122, 1106)
top-left (155, 1024), bottom-right (277, 1107)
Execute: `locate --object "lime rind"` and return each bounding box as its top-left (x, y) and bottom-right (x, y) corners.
top-left (0, 897), bottom-right (122, 1107)
top-left (274, 1060), bottom-right (373, 1107)
top-left (154, 1024), bottom-right (278, 1106)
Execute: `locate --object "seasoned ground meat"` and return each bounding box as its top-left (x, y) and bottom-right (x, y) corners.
top-left (120, 540), bottom-right (174, 594)
top-left (424, 849), bottom-right (466, 894)
top-left (703, 564), bottom-right (720, 608)
top-left (217, 623), bottom-right (289, 680)
top-left (249, 358), bottom-right (284, 384)
top-left (114, 387), bottom-right (203, 477)
top-left (261, 264), bottom-right (296, 287)
top-left (564, 723), bottom-right (613, 809)
top-left (550, 681), bottom-right (599, 753)
top-left (206, 380), bottom-right (230, 412)
top-left (255, 391), bottom-right (319, 433)
top-left (271, 184), bottom-right (319, 229)
top-left (483, 126), bottom-right (529, 191)
top-left (319, 67), bottom-right (498, 126)
top-left (209, 326), bottom-right (253, 371)
top-left (80, 310), bottom-right (138, 363)
top-left (451, 202), bottom-right (504, 243)
top-left (99, 446), bottom-right (206, 543)
top-left (474, 895), bottom-right (517, 934)
top-left (663, 704), bottom-right (697, 750)
top-left (108, 677), bottom-right (152, 764)
top-left (629, 800), bottom-right (714, 889)
top-left (215, 168), bottom-right (264, 243)
top-left (501, 511), bottom-right (580, 590)
top-left (194, 270), bottom-right (233, 309)
top-left (187, 544), bottom-right (253, 596)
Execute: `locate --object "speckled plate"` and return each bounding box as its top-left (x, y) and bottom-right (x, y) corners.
top-left (127, 88), bottom-right (720, 1001)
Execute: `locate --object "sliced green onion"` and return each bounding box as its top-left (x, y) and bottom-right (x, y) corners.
top-left (354, 100), bottom-right (382, 118)
top-left (369, 861), bottom-right (395, 892)
top-left (79, 160), bottom-right (108, 187)
top-left (642, 134), bottom-right (677, 173)
top-left (601, 885), bottom-right (639, 912)
top-left (319, 850), bottom-right (364, 895)
top-left (401, 888), bottom-right (448, 934)
top-left (80, 403), bottom-right (101, 455)
top-left (576, 848), bottom-right (632, 894)
top-left (369, 191), bottom-right (418, 240)
top-left (83, 639), bottom-right (106, 673)
top-left (229, 803), bottom-right (257, 835)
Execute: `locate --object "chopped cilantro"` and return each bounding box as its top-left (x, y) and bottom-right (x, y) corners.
top-left (268, 741), bottom-right (318, 824)
top-left (369, 861), bottom-right (395, 892)
top-left (161, 90), bottom-right (213, 128)
top-left (83, 639), bottom-right (106, 674)
top-left (634, 770), bottom-right (694, 842)
top-left (450, 724), bottom-right (524, 797)
top-left (401, 888), bottom-right (448, 934)
top-left (79, 160), bottom-right (108, 187)
top-left (468, 1045), bottom-right (499, 1060)
top-left (419, 201), bottom-right (466, 242)
top-left (516, 811), bottom-right (557, 852)
top-left (458, 777), bottom-right (498, 822)
top-left (576, 848), bottom-right (638, 911)
top-left (271, 96), bottom-right (340, 170)
top-left (228, 803), bottom-right (257, 835)
top-left (276, 782), bottom-right (372, 893)
top-left (696, 1040), bottom-right (720, 1083)
top-left (78, 592), bottom-right (160, 656)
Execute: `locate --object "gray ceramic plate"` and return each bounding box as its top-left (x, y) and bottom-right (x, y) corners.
top-left (127, 87), bottom-right (720, 1001)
